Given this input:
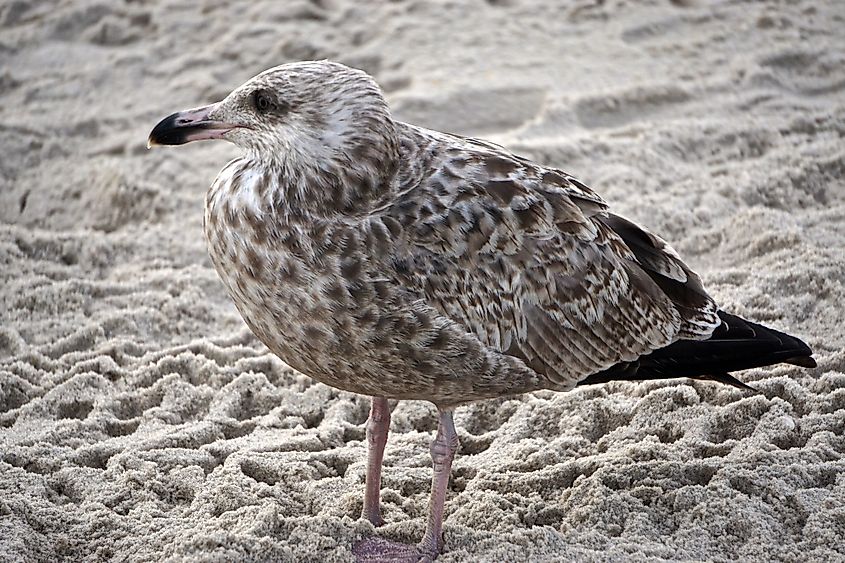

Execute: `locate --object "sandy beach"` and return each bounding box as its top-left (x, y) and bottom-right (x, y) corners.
top-left (1, 0), bottom-right (844, 561)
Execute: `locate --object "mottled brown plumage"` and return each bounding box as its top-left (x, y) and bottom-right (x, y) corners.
top-left (149, 61), bottom-right (815, 562)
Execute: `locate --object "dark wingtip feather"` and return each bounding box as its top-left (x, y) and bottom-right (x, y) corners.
top-left (785, 356), bottom-right (817, 368)
top-left (695, 372), bottom-right (761, 393)
top-left (578, 310), bottom-right (815, 390)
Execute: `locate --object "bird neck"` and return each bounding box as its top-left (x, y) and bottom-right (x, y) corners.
top-left (244, 128), bottom-right (400, 219)
top-left (210, 151), bottom-right (399, 223)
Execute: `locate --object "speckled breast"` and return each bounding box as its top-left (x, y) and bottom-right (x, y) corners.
top-left (201, 162), bottom-right (368, 393)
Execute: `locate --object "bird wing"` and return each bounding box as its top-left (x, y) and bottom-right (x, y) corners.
top-left (382, 130), bottom-right (720, 389)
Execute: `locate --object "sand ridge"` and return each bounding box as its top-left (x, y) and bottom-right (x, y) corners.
top-left (1, 0), bottom-right (844, 561)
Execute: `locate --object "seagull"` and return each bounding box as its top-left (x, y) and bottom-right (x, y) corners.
top-left (148, 61), bottom-right (816, 562)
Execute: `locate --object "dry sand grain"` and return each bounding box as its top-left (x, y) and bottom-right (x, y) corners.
top-left (1, 0), bottom-right (844, 561)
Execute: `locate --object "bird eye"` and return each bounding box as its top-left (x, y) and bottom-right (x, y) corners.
top-left (253, 90), bottom-right (274, 113)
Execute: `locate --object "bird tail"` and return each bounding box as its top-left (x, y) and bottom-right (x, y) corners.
top-left (578, 310), bottom-right (816, 391)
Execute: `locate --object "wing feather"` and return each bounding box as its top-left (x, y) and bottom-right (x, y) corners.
top-left (384, 126), bottom-right (719, 389)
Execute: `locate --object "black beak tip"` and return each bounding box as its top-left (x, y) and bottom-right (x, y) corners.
top-left (148, 112), bottom-right (190, 147)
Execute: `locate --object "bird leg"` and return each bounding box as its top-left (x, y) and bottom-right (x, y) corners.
top-left (362, 396), bottom-right (390, 527)
top-left (353, 409), bottom-right (459, 562)
top-left (417, 409), bottom-right (459, 558)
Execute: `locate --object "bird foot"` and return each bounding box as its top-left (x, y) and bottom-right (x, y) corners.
top-left (352, 537), bottom-right (438, 563)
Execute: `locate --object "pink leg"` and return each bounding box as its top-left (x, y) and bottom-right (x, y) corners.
top-left (417, 410), bottom-right (459, 558)
top-left (362, 396), bottom-right (390, 527)
top-left (353, 409), bottom-right (459, 562)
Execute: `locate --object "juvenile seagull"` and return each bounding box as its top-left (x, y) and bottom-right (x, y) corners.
top-left (149, 61), bottom-right (815, 561)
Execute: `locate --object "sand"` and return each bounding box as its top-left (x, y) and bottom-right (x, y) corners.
top-left (1, 0), bottom-right (844, 561)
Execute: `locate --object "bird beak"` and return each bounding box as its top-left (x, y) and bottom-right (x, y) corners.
top-left (147, 103), bottom-right (239, 148)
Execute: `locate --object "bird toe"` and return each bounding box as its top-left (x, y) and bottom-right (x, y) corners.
top-left (352, 536), bottom-right (432, 563)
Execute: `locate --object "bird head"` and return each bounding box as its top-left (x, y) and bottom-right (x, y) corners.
top-left (148, 61), bottom-right (399, 182)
